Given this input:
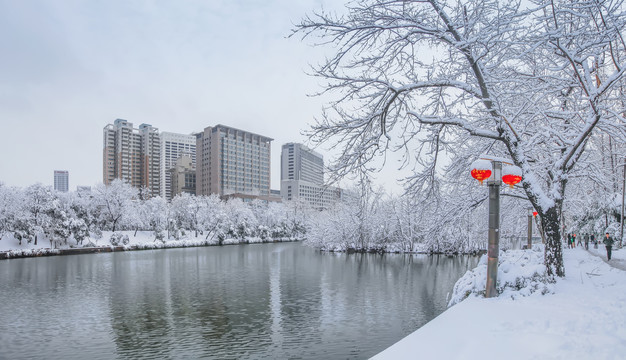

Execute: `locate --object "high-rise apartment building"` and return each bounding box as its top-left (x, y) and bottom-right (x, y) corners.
top-left (160, 132), bottom-right (196, 200)
top-left (195, 125), bottom-right (272, 200)
top-left (280, 143), bottom-right (344, 209)
top-left (103, 119), bottom-right (161, 198)
top-left (54, 170), bottom-right (69, 192)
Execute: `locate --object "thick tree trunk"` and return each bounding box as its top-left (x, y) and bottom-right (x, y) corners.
top-left (540, 206), bottom-right (565, 278)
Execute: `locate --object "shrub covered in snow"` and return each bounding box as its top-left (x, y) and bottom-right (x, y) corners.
top-left (448, 245), bottom-right (555, 306)
top-left (109, 232), bottom-right (129, 246)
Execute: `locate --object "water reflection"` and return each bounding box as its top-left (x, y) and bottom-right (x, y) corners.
top-left (0, 243), bottom-right (477, 359)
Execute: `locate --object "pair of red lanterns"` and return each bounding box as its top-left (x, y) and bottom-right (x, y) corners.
top-left (470, 159), bottom-right (522, 188)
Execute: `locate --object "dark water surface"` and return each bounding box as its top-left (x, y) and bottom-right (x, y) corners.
top-left (0, 242), bottom-right (478, 359)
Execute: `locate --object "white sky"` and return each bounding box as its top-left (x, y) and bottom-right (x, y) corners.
top-left (0, 0), bottom-right (406, 193)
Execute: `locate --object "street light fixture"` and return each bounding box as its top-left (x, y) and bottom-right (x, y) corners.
top-left (471, 156), bottom-right (522, 298)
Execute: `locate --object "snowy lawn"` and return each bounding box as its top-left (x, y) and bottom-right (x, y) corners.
top-left (374, 246), bottom-right (626, 360)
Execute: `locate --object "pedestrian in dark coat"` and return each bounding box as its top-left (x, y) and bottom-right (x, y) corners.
top-left (584, 234), bottom-right (589, 250)
top-left (603, 232), bottom-right (615, 260)
top-left (568, 233), bottom-right (573, 249)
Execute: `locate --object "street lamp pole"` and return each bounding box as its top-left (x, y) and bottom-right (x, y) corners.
top-left (619, 157), bottom-right (626, 247)
top-left (471, 156), bottom-right (522, 299)
top-left (486, 161), bottom-right (502, 298)
top-left (527, 208), bottom-right (533, 250)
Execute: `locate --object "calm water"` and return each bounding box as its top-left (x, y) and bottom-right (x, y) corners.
top-left (0, 242), bottom-right (478, 359)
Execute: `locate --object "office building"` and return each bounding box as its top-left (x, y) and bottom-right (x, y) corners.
top-left (160, 132), bottom-right (196, 200)
top-left (195, 124), bottom-right (272, 200)
top-left (281, 143), bottom-right (324, 184)
top-left (280, 143), bottom-right (344, 209)
top-left (169, 155), bottom-right (196, 198)
top-left (103, 119), bottom-right (161, 198)
top-left (54, 170), bottom-right (69, 192)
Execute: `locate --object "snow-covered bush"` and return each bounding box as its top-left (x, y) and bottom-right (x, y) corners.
top-left (109, 232), bottom-right (129, 246)
top-left (448, 245), bottom-right (555, 306)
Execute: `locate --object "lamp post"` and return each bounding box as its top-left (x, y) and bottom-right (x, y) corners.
top-left (527, 208), bottom-right (533, 250)
top-left (486, 161), bottom-right (502, 298)
top-left (532, 211), bottom-right (544, 244)
top-left (471, 156), bottom-right (522, 298)
top-left (619, 157), bottom-right (626, 247)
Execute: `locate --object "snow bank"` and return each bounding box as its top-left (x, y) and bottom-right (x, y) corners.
top-left (3, 247), bottom-right (60, 258)
top-left (448, 245), bottom-right (553, 305)
top-left (0, 231), bottom-right (300, 259)
top-left (374, 247), bottom-right (626, 359)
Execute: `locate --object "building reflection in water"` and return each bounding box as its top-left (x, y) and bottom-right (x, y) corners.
top-left (0, 242), bottom-right (477, 360)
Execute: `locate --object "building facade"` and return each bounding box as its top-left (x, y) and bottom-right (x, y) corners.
top-left (169, 155), bottom-right (196, 198)
top-left (196, 125), bottom-right (272, 200)
top-left (281, 143), bottom-right (324, 184)
top-left (54, 170), bottom-right (69, 192)
top-left (160, 132), bottom-right (196, 200)
top-left (280, 143), bottom-right (344, 209)
top-left (103, 119), bottom-right (161, 198)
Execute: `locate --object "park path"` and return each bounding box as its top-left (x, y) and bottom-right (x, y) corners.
top-left (585, 246), bottom-right (626, 271)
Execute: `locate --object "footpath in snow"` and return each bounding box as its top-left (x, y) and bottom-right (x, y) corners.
top-left (374, 245), bottom-right (626, 360)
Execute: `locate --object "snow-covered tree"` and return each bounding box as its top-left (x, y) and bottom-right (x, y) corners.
top-left (93, 179), bottom-right (138, 232)
top-left (196, 194), bottom-right (225, 242)
top-left (141, 196), bottom-right (169, 241)
top-left (295, 0), bottom-right (626, 277)
top-left (0, 184), bottom-right (20, 241)
top-left (23, 184), bottom-right (57, 245)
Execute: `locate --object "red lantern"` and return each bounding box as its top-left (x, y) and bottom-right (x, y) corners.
top-left (470, 160), bottom-right (492, 185)
top-left (533, 211), bottom-right (538, 217)
top-left (502, 165), bottom-right (522, 189)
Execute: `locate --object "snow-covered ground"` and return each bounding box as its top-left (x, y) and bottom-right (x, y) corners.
top-left (0, 231), bottom-right (297, 257)
top-left (374, 244), bottom-right (626, 359)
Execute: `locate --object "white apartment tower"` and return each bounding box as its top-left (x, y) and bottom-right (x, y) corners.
top-left (196, 125), bottom-right (272, 200)
top-left (54, 170), bottom-right (69, 192)
top-left (160, 132), bottom-right (196, 200)
top-left (103, 119), bottom-right (161, 198)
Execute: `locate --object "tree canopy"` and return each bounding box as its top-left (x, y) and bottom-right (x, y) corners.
top-left (295, 0), bottom-right (626, 277)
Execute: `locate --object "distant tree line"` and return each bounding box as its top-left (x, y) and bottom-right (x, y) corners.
top-left (0, 179), bottom-right (307, 248)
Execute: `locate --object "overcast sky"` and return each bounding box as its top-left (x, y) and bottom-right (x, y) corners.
top-left (0, 0), bottom-right (405, 193)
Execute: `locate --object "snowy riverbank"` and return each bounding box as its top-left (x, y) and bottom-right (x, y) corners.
top-left (374, 245), bottom-right (626, 359)
top-left (0, 231), bottom-right (299, 259)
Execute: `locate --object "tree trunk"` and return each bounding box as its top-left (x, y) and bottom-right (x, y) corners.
top-left (34, 234), bottom-right (37, 246)
top-left (540, 206), bottom-right (565, 278)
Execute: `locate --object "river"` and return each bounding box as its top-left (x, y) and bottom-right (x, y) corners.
top-left (0, 242), bottom-right (478, 359)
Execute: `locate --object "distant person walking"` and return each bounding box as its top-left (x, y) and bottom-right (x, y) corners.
top-left (572, 233), bottom-right (577, 248)
top-left (576, 233), bottom-right (582, 247)
top-left (603, 232), bottom-right (615, 260)
top-left (567, 233), bottom-right (573, 249)
top-left (584, 233), bottom-right (589, 250)
top-left (592, 234), bottom-right (597, 249)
